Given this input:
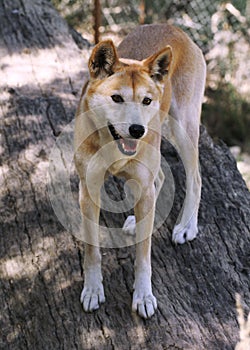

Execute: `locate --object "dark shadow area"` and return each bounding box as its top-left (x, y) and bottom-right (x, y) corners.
top-left (0, 0), bottom-right (90, 55)
top-left (203, 83), bottom-right (250, 151)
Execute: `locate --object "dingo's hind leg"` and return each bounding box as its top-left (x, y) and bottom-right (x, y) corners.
top-left (168, 99), bottom-right (203, 244)
top-left (168, 53), bottom-right (205, 244)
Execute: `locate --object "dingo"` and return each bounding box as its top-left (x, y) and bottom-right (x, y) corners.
top-left (74, 24), bottom-right (206, 318)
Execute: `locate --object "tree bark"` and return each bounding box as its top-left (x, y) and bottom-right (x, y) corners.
top-left (0, 1), bottom-right (250, 349)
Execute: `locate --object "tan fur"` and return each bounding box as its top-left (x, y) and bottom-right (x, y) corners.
top-left (74, 24), bottom-right (206, 318)
top-left (235, 294), bottom-right (250, 350)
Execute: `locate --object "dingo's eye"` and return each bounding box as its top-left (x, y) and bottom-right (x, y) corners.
top-left (111, 95), bottom-right (124, 103)
top-left (142, 97), bottom-right (152, 105)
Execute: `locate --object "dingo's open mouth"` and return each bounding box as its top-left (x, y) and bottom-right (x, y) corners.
top-left (108, 123), bottom-right (137, 156)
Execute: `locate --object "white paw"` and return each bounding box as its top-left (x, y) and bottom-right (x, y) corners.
top-left (122, 215), bottom-right (136, 235)
top-left (132, 291), bottom-right (157, 319)
top-left (172, 221), bottom-right (198, 244)
top-left (80, 282), bottom-right (105, 312)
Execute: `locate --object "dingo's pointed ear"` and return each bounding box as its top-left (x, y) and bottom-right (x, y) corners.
top-left (88, 40), bottom-right (119, 79)
top-left (144, 46), bottom-right (172, 82)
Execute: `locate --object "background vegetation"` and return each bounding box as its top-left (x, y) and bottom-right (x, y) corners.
top-left (51, 0), bottom-right (250, 153)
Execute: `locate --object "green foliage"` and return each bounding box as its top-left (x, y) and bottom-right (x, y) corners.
top-left (202, 83), bottom-right (250, 151)
top-left (232, 0), bottom-right (247, 14)
top-left (50, 0), bottom-right (93, 28)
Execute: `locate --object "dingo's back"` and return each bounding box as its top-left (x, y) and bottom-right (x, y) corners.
top-left (118, 24), bottom-right (206, 108)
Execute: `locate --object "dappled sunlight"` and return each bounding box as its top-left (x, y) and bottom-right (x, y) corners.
top-left (79, 328), bottom-right (116, 349)
top-left (1, 56), bottom-right (33, 87)
top-left (0, 236), bottom-right (56, 279)
top-left (0, 89), bottom-right (11, 104)
top-left (0, 45), bottom-right (89, 92)
top-left (127, 320), bottom-right (146, 345)
top-left (206, 4), bottom-right (250, 100)
top-left (2, 255), bottom-right (37, 279)
top-left (21, 142), bottom-right (50, 184)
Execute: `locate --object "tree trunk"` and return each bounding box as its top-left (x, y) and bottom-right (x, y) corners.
top-left (0, 1), bottom-right (249, 349)
top-left (93, 0), bottom-right (101, 44)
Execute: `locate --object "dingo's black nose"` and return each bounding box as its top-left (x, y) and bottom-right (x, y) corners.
top-left (129, 124), bottom-right (145, 139)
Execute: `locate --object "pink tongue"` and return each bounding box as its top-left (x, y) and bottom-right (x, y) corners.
top-left (119, 139), bottom-right (137, 152)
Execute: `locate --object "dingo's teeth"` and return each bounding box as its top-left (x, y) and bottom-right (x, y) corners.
top-left (108, 122), bottom-right (137, 156)
top-left (119, 139), bottom-right (137, 154)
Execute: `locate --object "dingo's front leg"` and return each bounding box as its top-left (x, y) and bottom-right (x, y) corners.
top-left (132, 183), bottom-right (157, 319)
top-left (79, 182), bottom-right (105, 312)
top-left (80, 244), bottom-right (105, 312)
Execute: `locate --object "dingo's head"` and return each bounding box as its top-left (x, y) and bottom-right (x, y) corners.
top-left (84, 40), bottom-right (172, 156)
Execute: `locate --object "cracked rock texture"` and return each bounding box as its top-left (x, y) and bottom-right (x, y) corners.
top-left (0, 1), bottom-right (250, 349)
